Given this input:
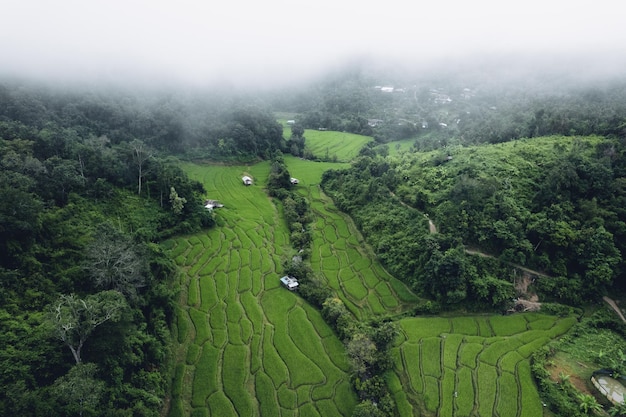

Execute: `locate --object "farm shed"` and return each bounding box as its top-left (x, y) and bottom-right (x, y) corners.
top-left (242, 176), bottom-right (253, 185)
top-left (290, 177), bottom-right (299, 185)
top-left (280, 276), bottom-right (299, 291)
top-left (204, 200), bottom-right (223, 210)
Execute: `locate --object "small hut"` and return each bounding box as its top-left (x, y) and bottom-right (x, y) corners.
top-left (204, 200), bottom-right (223, 210)
top-left (280, 276), bottom-right (299, 291)
top-left (242, 176), bottom-right (253, 185)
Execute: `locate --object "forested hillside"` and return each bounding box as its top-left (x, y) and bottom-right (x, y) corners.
top-left (0, 82), bottom-right (285, 159)
top-left (321, 135), bottom-right (626, 307)
top-left (0, 82), bottom-right (222, 416)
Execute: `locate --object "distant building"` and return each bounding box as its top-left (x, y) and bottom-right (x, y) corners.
top-left (287, 120), bottom-right (296, 125)
top-left (290, 178), bottom-right (299, 185)
top-left (280, 276), bottom-right (299, 291)
top-left (242, 176), bottom-right (253, 185)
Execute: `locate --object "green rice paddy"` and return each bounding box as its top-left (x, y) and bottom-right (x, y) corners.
top-left (284, 156), bottom-right (419, 318)
top-left (164, 163), bottom-right (356, 417)
top-left (284, 128), bottom-right (372, 162)
top-left (393, 314), bottom-right (577, 416)
top-left (163, 138), bottom-right (578, 416)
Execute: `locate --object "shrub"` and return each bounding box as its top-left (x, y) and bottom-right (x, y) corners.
top-left (413, 300), bottom-right (441, 315)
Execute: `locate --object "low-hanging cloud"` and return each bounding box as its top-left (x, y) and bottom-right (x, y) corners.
top-left (1, 0), bottom-right (625, 87)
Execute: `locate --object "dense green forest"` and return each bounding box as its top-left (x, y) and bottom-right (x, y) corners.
top-left (3, 66), bottom-right (626, 416)
top-left (0, 84), bottom-right (218, 415)
top-left (321, 135), bottom-right (626, 306)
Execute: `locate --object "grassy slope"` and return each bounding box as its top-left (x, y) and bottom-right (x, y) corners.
top-left (165, 162), bottom-right (356, 417)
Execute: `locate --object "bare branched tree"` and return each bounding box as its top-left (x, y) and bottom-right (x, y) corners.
top-left (85, 224), bottom-right (147, 299)
top-left (129, 138), bottom-right (153, 196)
top-left (50, 291), bottom-right (127, 364)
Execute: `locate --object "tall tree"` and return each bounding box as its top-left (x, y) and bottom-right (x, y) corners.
top-left (129, 139), bottom-right (153, 196)
top-left (84, 225), bottom-right (147, 299)
top-left (52, 363), bottom-right (105, 417)
top-left (50, 290), bottom-right (127, 364)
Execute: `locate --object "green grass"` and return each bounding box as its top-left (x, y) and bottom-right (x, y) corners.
top-left (440, 369), bottom-right (456, 417)
top-left (189, 307), bottom-right (210, 345)
top-left (421, 337), bottom-right (442, 378)
top-left (480, 338), bottom-right (524, 366)
top-left (518, 360), bottom-right (545, 417)
top-left (294, 129), bottom-right (372, 162)
top-left (423, 375), bottom-right (440, 412)
top-left (402, 343), bottom-right (423, 394)
top-left (456, 366), bottom-right (475, 415)
top-left (208, 392), bottom-right (236, 416)
top-left (500, 350), bottom-right (524, 373)
top-left (393, 313), bottom-right (577, 416)
top-left (459, 342), bottom-right (483, 369)
top-left (495, 372), bottom-right (518, 417)
top-left (450, 316), bottom-right (479, 335)
top-left (166, 161), bottom-right (355, 417)
top-left (256, 371), bottom-right (279, 416)
top-left (223, 344), bottom-right (254, 416)
top-left (489, 315), bottom-right (528, 336)
top-left (477, 364), bottom-right (498, 416)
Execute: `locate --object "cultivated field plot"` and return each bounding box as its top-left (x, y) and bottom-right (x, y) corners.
top-left (391, 313), bottom-right (578, 417)
top-left (298, 129), bottom-right (372, 162)
top-left (285, 156), bottom-right (419, 319)
top-left (164, 162), bottom-right (357, 417)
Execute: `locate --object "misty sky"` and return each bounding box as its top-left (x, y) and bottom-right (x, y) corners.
top-left (2, 0), bottom-right (625, 86)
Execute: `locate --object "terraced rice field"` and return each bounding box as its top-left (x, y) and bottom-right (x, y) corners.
top-left (164, 162), bottom-right (357, 417)
top-left (284, 156), bottom-right (419, 319)
top-left (164, 155), bottom-right (577, 417)
top-left (391, 313), bottom-right (578, 417)
top-left (295, 129), bottom-right (372, 162)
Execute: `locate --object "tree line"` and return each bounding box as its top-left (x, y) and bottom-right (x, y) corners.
top-left (0, 82), bottom-right (286, 159)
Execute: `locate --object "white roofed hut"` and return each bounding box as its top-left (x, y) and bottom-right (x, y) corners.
top-left (204, 200), bottom-right (223, 210)
top-left (280, 276), bottom-right (299, 291)
top-left (242, 176), bottom-right (253, 185)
